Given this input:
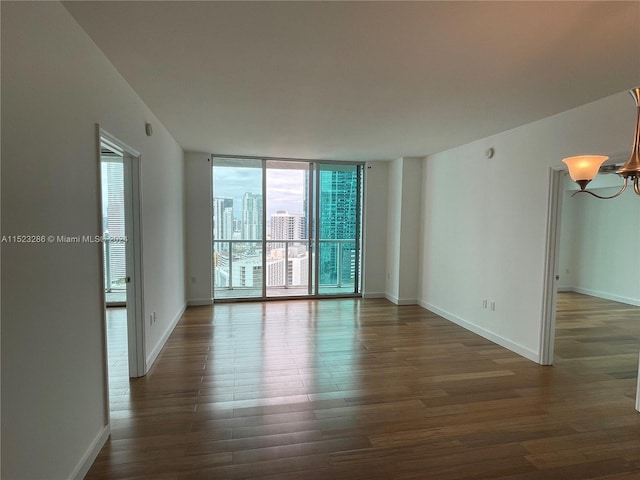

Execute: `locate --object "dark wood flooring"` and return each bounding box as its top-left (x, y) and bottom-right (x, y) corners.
top-left (87, 293), bottom-right (640, 479)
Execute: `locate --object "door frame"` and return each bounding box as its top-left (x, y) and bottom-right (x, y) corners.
top-left (541, 155), bottom-right (640, 411)
top-left (539, 166), bottom-right (565, 365)
top-left (98, 126), bottom-right (146, 378)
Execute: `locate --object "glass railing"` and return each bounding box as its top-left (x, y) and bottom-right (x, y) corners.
top-left (213, 241), bottom-right (263, 297)
top-left (318, 240), bottom-right (357, 290)
top-left (265, 240), bottom-right (310, 290)
top-left (213, 239), bottom-right (356, 298)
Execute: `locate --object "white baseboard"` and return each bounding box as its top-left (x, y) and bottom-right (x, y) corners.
top-left (568, 287), bottom-right (640, 307)
top-left (418, 300), bottom-right (540, 363)
top-left (385, 293), bottom-right (417, 305)
top-left (69, 425), bottom-right (110, 480)
top-left (187, 298), bottom-right (213, 306)
top-left (146, 303), bottom-right (186, 371)
top-left (557, 286), bottom-right (573, 292)
top-left (362, 292), bottom-right (385, 299)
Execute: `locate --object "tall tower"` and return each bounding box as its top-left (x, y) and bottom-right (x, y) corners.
top-left (319, 169), bottom-right (358, 284)
top-left (213, 197), bottom-right (234, 240)
top-left (319, 170), bottom-right (357, 240)
top-left (270, 211), bottom-right (305, 240)
top-left (242, 192), bottom-right (263, 240)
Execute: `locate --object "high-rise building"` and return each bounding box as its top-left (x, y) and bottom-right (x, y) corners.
top-left (269, 211), bottom-right (308, 289)
top-left (233, 218), bottom-right (242, 236)
top-left (318, 169), bottom-right (359, 285)
top-left (242, 192), bottom-right (263, 240)
top-left (213, 197), bottom-right (234, 240)
top-left (270, 211), bottom-right (305, 240)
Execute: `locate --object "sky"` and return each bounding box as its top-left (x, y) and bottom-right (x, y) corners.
top-left (213, 166), bottom-right (305, 219)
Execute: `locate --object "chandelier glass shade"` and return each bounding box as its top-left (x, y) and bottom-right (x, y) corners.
top-left (562, 87), bottom-right (640, 199)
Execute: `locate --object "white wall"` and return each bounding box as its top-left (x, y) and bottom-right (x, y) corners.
top-left (185, 152), bottom-right (214, 305)
top-left (385, 157), bottom-right (423, 304)
top-left (398, 158), bottom-right (422, 303)
top-left (557, 178), bottom-right (577, 291)
top-left (419, 90), bottom-right (634, 362)
top-left (1, 2), bottom-right (185, 479)
top-left (386, 158), bottom-right (403, 301)
top-left (558, 175), bottom-right (640, 305)
top-left (362, 161), bottom-right (389, 297)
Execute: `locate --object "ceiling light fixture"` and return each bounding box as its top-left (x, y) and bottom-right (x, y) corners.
top-left (562, 87), bottom-right (640, 199)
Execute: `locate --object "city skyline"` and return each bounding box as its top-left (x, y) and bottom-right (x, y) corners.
top-left (212, 162), bottom-right (361, 297)
top-left (213, 166), bottom-right (305, 220)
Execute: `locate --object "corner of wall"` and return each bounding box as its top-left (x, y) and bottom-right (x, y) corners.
top-left (418, 300), bottom-right (540, 363)
top-left (69, 426), bottom-right (110, 480)
top-left (185, 152), bottom-right (213, 304)
top-left (146, 303), bottom-right (187, 371)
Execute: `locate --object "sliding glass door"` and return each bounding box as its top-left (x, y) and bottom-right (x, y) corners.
top-left (265, 161), bottom-right (313, 297)
top-left (316, 164), bottom-right (361, 295)
top-left (212, 158), bottom-right (263, 300)
top-left (212, 158), bottom-right (362, 301)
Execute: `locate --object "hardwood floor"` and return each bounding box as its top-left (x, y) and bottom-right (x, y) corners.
top-left (87, 293), bottom-right (640, 479)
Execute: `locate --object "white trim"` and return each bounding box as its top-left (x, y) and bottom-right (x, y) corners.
top-left (94, 124), bottom-right (111, 438)
top-left (385, 293), bottom-right (399, 304)
top-left (99, 127), bottom-right (146, 379)
top-left (146, 303), bottom-right (186, 371)
top-left (123, 151), bottom-right (147, 378)
top-left (100, 129), bottom-right (140, 158)
top-left (385, 293), bottom-right (417, 305)
top-left (206, 159), bottom-right (214, 300)
top-left (419, 300), bottom-right (540, 363)
top-left (362, 292), bottom-right (385, 299)
top-left (567, 287), bottom-right (640, 307)
top-left (187, 298), bottom-right (214, 306)
top-left (69, 425), bottom-right (110, 480)
top-left (540, 166), bottom-right (564, 365)
top-left (396, 298), bottom-right (417, 305)
top-left (557, 286), bottom-right (573, 292)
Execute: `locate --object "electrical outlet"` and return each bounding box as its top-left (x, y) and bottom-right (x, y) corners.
top-left (153, 311), bottom-right (157, 324)
top-left (490, 301), bottom-right (496, 311)
top-left (482, 299), bottom-right (487, 309)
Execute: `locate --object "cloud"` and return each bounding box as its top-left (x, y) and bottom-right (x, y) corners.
top-left (213, 166), bottom-right (305, 219)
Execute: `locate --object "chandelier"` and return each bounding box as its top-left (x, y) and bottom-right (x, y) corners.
top-left (562, 87), bottom-right (640, 199)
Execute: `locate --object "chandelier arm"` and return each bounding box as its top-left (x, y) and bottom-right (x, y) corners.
top-left (570, 178), bottom-right (628, 199)
top-left (634, 177), bottom-right (640, 196)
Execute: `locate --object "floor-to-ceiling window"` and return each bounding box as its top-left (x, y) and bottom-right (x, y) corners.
top-left (212, 158), bottom-right (263, 299)
top-left (317, 163), bottom-right (361, 295)
top-left (265, 160), bottom-right (312, 297)
top-left (212, 157), bottom-right (363, 300)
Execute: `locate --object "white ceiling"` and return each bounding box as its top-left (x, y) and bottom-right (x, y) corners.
top-left (64, 1), bottom-right (640, 161)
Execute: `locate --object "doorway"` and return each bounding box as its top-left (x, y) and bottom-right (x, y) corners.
top-left (99, 130), bottom-right (145, 379)
top-left (542, 160), bottom-right (640, 408)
